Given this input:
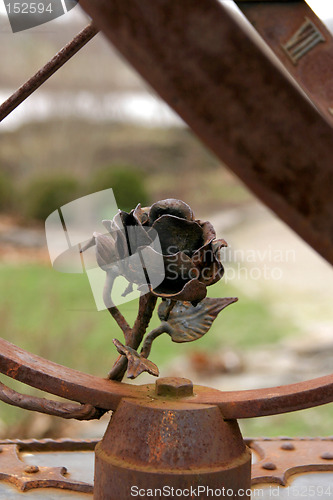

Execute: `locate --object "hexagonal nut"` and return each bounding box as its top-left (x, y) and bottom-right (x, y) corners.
top-left (155, 377), bottom-right (193, 398)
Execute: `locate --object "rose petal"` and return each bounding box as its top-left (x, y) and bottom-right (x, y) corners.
top-left (163, 251), bottom-right (193, 278)
top-left (152, 215), bottom-right (204, 256)
top-left (191, 241), bottom-right (224, 286)
top-left (149, 199), bottom-right (194, 224)
top-left (133, 203), bottom-right (149, 225)
top-left (196, 220), bottom-right (216, 245)
top-left (147, 250), bottom-right (199, 295)
top-left (152, 278), bottom-right (207, 303)
top-left (117, 210), bottom-right (152, 254)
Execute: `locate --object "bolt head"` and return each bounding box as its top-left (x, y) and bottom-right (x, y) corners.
top-left (155, 377), bottom-right (193, 398)
top-left (24, 465), bottom-right (39, 474)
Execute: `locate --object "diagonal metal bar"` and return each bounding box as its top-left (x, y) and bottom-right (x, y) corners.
top-left (79, 0), bottom-right (333, 265)
top-left (0, 23), bottom-right (98, 122)
top-left (236, 0), bottom-right (333, 126)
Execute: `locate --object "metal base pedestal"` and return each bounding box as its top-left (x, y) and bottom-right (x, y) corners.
top-left (94, 397), bottom-right (251, 500)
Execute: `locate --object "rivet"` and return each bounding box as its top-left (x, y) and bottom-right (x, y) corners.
top-left (321, 452), bottom-right (333, 460)
top-left (281, 443), bottom-right (295, 451)
top-left (24, 465), bottom-right (39, 474)
top-left (262, 462), bottom-right (277, 470)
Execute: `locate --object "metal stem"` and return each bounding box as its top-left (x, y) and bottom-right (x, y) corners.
top-left (140, 324), bottom-right (168, 358)
top-left (103, 271), bottom-right (132, 341)
top-left (108, 293), bottom-right (157, 381)
top-left (0, 22), bottom-right (98, 122)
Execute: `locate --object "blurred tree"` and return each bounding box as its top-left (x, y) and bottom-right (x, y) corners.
top-left (90, 165), bottom-right (150, 212)
top-left (23, 174), bottom-right (80, 221)
top-left (0, 171), bottom-right (14, 212)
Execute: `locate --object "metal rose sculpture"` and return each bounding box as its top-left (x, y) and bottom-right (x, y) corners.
top-left (82, 199), bottom-right (237, 381)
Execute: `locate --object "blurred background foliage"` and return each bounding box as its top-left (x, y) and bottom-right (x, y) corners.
top-left (0, 7), bottom-right (332, 440)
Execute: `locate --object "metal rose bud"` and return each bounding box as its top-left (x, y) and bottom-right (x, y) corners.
top-left (80, 231), bottom-right (119, 272)
top-left (145, 199), bottom-right (227, 304)
top-left (84, 199), bottom-right (227, 305)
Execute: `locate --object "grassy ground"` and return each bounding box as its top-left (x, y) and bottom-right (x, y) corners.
top-left (0, 262), bottom-right (297, 372)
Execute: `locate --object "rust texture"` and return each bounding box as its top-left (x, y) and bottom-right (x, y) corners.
top-left (1, 339), bottom-right (333, 419)
top-left (0, 381), bottom-right (103, 420)
top-left (237, 1), bottom-right (333, 125)
top-left (0, 444), bottom-right (92, 493)
top-left (155, 377), bottom-right (193, 398)
top-left (78, 0), bottom-right (333, 266)
top-left (0, 438), bottom-right (98, 452)
top-left (0, 23), bottom-right (98, 122)
top-left (0, 337), bottom-right (146, 412)
top-left (0, 438), bottom-right (331, 494)
top-left (94, 397), bottom-right (251, 499)
top-left (249, 437), bottom-right (333, 486)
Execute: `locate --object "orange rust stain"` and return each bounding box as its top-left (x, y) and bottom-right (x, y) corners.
top-left (147, 411), bottom-right (178, 464)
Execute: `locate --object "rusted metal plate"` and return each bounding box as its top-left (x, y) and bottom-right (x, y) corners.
top-left (236, 1), bottom-right (333, 125)
top-left (0, 438), bottom-right (332, 497)
top-left (249, 437), bottom-right (333, 486)
top-left (78, 0), bottom-right (333, 266)
top-left (0, 439), bottom-right (96, 495)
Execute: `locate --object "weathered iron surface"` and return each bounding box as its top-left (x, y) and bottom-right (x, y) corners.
top-left (0, 438), bottom-right (98, 452)
top-left (155, 377), bottom-right (193, 398)
top-left (0, 381), bottom-right (102, 420)
top-left (0, 337), bottom-right (145, 412)
top-left (191, 375), bottom-right (333, 419)
top-left (237, 1), bottom-right (333, 125)
top-left (94, 397), bottom-right (251, 499)
top-left (249, 437), bottom-right (333, 486)
top-left (0, 438), bottom-right (331, 496)
top-left (1, 340), bottom-right (333, 419)
top-left (78, 0), bottom-right (333, 266)
top-left (0, 444), bottom-right (92, 493)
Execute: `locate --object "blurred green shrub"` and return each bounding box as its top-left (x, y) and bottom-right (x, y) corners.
top-left (90, 166), bottom-right (150, 212)
top-left (22, 174), bottom-right (80, 221)
top-left (0, 171), bottom-right (14, 212)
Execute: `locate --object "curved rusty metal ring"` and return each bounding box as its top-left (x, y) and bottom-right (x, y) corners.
top-left (0, 338), bottom-right (332, 419)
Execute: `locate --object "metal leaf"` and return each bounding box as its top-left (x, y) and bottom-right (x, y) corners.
top-left (113, 339), bottom-right (159, 379)
top-left (159, 297), bottom-right (238, 343)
